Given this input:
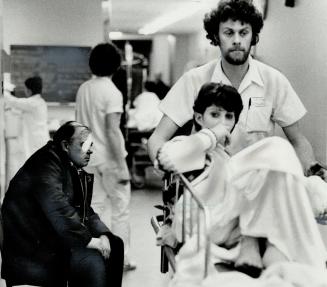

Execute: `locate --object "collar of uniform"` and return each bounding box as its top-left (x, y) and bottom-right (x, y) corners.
top-left (210, 59), bottom-right (232, 85)
top-left (210, 56), bottom-right (264, 93)
top-left (238, 56), bottom-right (264, 94)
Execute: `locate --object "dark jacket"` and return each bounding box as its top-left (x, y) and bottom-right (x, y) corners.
top-left (1, 141), bottom-right (110, 286)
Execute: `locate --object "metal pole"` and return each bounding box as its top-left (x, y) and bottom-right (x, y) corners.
top-left (124, 41), bottom-right (133, 141)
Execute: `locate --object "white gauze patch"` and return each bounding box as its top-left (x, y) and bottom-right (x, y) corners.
top-left (82, 134), bottom-right (93, 152)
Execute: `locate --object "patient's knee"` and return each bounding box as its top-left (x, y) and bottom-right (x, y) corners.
top-left (267, 136), bottom-right (292, 152)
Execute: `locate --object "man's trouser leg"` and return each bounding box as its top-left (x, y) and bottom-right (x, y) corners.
top-left (87, 164), bottom-right (113, 229)
top-left (69, 233), bottom-right (124, 287)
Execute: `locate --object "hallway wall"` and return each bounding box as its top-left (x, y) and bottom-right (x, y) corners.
top-left (3, 0), bottom-right (103, 53)
top-left (2, 0), bottom-right (103, 125)
top-left (256, 0), bottom-right (327, 163)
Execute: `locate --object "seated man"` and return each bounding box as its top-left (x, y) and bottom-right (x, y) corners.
top-left (157, 83), bottom-right (327, 276)
top-left (1, 121), bottom-right (124, 287)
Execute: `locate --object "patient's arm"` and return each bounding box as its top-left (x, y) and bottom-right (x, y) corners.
top-left (157, 125), bottom-right (231, 173)
top-left (148, 115), bottom-right (179, 162)
top-left (157, 134), bottom-right (208, 173)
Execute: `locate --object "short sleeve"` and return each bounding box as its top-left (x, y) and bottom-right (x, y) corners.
top-left (105, 89), bottom-right (123, 114)
top-left (159, 72), bottom-right (197, 127)
top-left (272, 75), bottom-right (307, 127)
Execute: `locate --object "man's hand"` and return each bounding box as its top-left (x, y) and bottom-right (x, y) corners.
top-left (116, 162), bottom-right (130, 185)
top-left (315, 168), bottom-right (327, 182)
top-left (156, 224), bottom-right (178, 248)
top-left (87, 236), bottom-right (111, 259)
top-left (152, 157), bottom-right (166, 176)
top-left (307, 163), bottom-right (327, 182)
top-left (319, 170), bottom-right (327, 182)
top-left (99, 235), bottom-right (111, 259)
top-left (87, 237), bottom-right (102, 251)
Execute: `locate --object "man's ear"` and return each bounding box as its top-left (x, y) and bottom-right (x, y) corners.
top-left (194, 112), bottom-right (204, 128)
top-left (26, 88), bottom-right (32, 97)
top-left (60, 140), bottom-right (69, 152)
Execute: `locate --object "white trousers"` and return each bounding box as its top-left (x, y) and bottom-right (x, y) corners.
top-left (86, 163), bottom-right (131, 260)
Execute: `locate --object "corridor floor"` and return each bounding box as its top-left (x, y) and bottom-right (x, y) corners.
top-left (122, 171), bottom-right (171, 287)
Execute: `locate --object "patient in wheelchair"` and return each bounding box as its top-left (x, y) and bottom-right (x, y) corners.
top-left (157, 82), bottom-right (327, 278)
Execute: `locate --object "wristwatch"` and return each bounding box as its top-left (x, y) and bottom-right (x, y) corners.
top-left (306, 162), bottom-right (326, 177)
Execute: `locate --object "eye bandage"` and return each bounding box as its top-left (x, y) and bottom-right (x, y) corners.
top-left (82, 134), bottom-right (93, 152)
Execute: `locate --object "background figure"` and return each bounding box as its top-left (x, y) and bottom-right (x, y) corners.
top-left (4, 76), bottom-right (49, 160)
top-left (1, 121), bottom-right (124, 287)
top-left (3, 80), bottom-right (26, 183)
top-left (128, 81), bottom-right (162, 132)
top-left (75, 42), bottom-right (136, 271)
top-left (153, 73), bottom-right (170, 100)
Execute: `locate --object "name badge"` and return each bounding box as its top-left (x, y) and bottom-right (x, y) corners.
top-left (251, 97), bottom-right (265, 107)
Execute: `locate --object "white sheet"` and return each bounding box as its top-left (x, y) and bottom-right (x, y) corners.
top-left (170, 136), bottom-right (327, 286)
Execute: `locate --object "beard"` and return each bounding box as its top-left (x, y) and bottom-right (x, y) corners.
top-left (224, 47), bottom-right (251, 65)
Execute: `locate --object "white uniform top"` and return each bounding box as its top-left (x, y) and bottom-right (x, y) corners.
top-left (75, 77), bottom-right (127, 167)
top-left (160, 56), bottom-right (307, 154)
top-left (5, 93), bottom-right (49, 157)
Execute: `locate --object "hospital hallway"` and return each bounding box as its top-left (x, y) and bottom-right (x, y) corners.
top-left (0, 167), bottom-right (171, 287)
top-left (122, 167), bottom-right (171, 287)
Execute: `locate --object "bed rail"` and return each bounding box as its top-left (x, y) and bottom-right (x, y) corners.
top-left (151, 172), bottom-right (211, 278)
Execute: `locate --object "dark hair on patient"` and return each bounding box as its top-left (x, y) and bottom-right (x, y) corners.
top-left (193, 82), bottom-right (243, 131)
top-left (203, 0), bottom-right (264, 46)
top-left (89, 42), bottom-right (122, 77)
top-left (53, 121), bottom-right (90, 146)
top-left (25, 76), bottom-right (43, 95)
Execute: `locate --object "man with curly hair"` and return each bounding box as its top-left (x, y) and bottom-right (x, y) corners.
top-left (148, 0), bottom-right (327, 276)
top-left (149, 0), bottom-right (326, 185)
top-left (149, 0), bottom-right (327, 187)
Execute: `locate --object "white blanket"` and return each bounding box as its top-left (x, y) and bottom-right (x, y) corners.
top-left (170, 235), bottom-right (327, 287)
top-left (170, 136), bottom-right (327, 286)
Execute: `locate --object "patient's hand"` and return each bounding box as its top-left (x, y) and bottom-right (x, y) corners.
top-left (157, 135), bottom-right (207, 173)
top-left (156, 146), bottom-right (175, 172)
top-left (209, 124), bottom-right (231, 147)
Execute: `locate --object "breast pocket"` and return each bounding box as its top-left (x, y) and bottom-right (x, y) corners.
top-left (245, 105), bottom-right (272, 133)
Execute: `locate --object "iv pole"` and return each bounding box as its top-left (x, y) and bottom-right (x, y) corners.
top-left (124, 41), bottom-right (133, 141)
